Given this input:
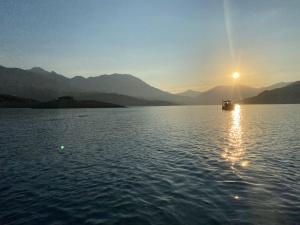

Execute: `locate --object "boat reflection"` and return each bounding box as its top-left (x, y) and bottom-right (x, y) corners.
top-left (222, 104), bottom-right (249, 169)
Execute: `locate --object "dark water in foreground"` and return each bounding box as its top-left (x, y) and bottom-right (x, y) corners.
top-left (0, 105), bottom-right (299, 225)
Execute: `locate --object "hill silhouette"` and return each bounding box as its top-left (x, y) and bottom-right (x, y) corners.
top-left (178, 82), bottom-right (292, 104)
top-left (0, 65), bottom-right (296, 105)
top-left (0, 94), bottom-right (38, 108)
top-left (32, 96), bottom-right (123, 108)
top-left (0, 65), bottom-right (190, 104)
top-left (243, 81), bottom-right (300, 104)
top-left (193, 85), bottom-right (260, 105)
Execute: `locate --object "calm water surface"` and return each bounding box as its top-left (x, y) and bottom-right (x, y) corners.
top-left (0, 105), bottom-right (299, 225)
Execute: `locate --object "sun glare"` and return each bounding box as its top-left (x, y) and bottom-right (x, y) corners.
top-left (232, 72), bottom-right (240, 79)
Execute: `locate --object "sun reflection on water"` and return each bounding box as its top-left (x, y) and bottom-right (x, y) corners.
top-left (222, 104), bottom-right (249, 169)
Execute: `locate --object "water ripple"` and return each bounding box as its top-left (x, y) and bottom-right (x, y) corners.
top-left (0, 105), bottom-right (299, 225)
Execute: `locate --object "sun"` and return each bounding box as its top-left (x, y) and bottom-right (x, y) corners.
top-left (232, 72), bottom-right (240, 79)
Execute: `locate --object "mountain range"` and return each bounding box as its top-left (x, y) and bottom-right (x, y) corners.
top-left (177, 82), bottom-right (292, 104)
top-left (0, 65), bottom-right (190, 105)
top-left (243, 81), bottom-right (300, 104)
top-left (0, 65), bottom-right (298, 106)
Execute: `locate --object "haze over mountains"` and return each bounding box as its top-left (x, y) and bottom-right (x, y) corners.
top-left (177, 82), bottom-right (292, 104)
top-left (0, 65), bottom-right (298, 106)
top-left (177, 90), bottom-right (203, 98)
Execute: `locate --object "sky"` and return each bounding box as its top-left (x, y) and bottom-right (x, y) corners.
top-left (0, 0), bottom-right (299, 92)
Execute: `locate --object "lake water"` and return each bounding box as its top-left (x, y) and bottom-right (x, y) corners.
top-left (0, 105), bottom-right (299, 225)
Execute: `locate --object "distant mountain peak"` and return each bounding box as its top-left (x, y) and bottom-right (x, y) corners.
top-left (99, 73), bottom-right (136, 78)
top-left (73, 73), bottom-right (136, 80)
top-left (29, 67), bottom-right (50, 74)
top-left (177, 89), bottom-right (202, 98)
top-left (72, 75), bottom-right (85, 80)
top-left (184, 89), bottom-right (197, 93)
top-left (261, 82), bottom-right (292, 91)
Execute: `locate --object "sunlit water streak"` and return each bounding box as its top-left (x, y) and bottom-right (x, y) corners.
top-left (222, 105), bottom-right (248, 170)
top-left (0, 105), bottom-right (299, 225)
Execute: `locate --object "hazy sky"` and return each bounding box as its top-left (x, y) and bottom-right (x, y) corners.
top-left (0, 0), bottom-right (299, 92)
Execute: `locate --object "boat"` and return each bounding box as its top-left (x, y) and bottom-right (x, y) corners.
top-left (222, 100), bottom-right (235, 111)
